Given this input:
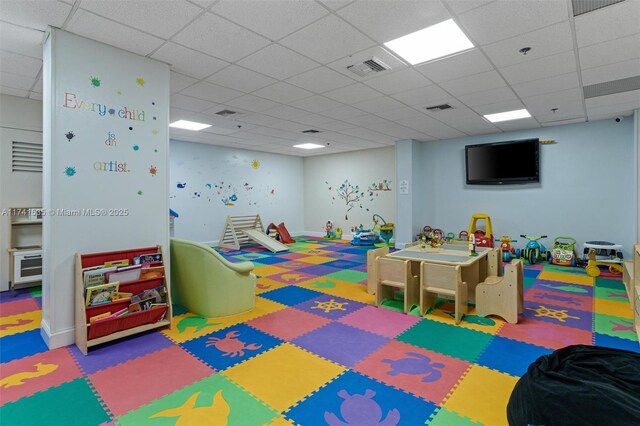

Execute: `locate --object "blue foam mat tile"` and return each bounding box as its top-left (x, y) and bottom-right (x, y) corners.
top-left (476, 335), bottom-right (553, 377)
top-left (0, 329), bottom-right (49, 363)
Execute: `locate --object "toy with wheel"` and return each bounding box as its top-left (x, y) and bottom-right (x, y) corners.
top-left (468, 213), bottom-right (494, 248)
top-left (519, 235), bottom-right (548, 264)
top-left (496, 236), bottom-right (517, 262)
top-left (585, 248), bottom-right (624, 277)
top-left (549, 236), bottom-right (577, 267)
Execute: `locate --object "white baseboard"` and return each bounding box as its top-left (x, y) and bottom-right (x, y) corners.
top-left (40, 319), bottom-right (75, 349)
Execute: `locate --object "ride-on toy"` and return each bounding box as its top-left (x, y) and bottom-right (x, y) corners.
top-left (519, 235), bottom-right (548, 264)
top-left (496, 236), bottom-right (517, 262)
top-left (468, 213), bottom-right (494, 248)
top-left (585, 248), bottom-right (624, 277)
top-left (549, 236), bottom-right (577, 267)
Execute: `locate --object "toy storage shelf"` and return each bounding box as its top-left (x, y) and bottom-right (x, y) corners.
top-left (634, 245), bottom-right (640, 344)
top-left (8, 207), bottom-right (43, 295)
top-left (75, 246), bottom-right (172, 355)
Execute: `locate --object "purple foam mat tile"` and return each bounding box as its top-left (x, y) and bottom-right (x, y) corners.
top-left (294, 295), bottom-right (367, 320)
top-left (69, 330), bottom-right (174, 374)
top-left (0, 288), bottom-right (34, 303)
top-left (295, 264), bottom-right (343, 277)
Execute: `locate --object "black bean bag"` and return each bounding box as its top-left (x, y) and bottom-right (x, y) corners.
top-left (507, 345), bottom-right (640, 426)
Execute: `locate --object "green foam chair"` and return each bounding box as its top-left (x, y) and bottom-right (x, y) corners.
top-left (170, 237), bottom-right (256, 318)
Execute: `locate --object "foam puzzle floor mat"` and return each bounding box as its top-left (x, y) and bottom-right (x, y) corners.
top-left (1, 237), bottom-right (637, 425)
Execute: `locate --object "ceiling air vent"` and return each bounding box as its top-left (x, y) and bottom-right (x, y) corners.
top-left (12, 140), bottom-right (42, 173)
top-left (215, 109), bottom-right (237, 117)
top-left (572, 0), bottom-right (624, 16)
top-left (302, 129), bottom-right (320, 134)
top-left (583, 75), bottom-right (640, 99)
top-left (425, 103), bottom-right (454, 111)
top-left (346, 57), bottom-right (391, 77)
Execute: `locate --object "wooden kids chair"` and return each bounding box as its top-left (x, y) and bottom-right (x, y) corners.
top-left (475, 259), bottom-right (524, 324)
top-left (367, 246), bottom-right (389, 294)
top-left (375, 257), bottom-right (419, 314)
top-left (420, 262), bottom-right (468, 324)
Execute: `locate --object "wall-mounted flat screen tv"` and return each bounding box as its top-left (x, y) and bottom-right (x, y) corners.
top-left (465, 138), bottom-right (539, 185)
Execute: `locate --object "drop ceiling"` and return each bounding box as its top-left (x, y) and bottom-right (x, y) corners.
top-left (1, 0), bottom-right (639, 157)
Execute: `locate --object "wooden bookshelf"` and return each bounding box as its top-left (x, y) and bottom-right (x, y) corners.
top-left (633, 245), bottom-right (640, 344)
top-left (75, 245), bottom-right (172, 355)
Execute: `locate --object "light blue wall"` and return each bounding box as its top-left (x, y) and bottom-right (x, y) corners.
top-left (415, 118), bottom-right (635, 258)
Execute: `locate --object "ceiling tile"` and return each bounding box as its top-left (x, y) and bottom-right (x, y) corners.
top-left (226, 94), bottom-right (281, 112)
top-left (581, 58), bottom-right (640, 86)
top-left (0, 51), bottom-right (42, 77)
top-left (394, 114), bottom-right (459, 135)
top-left (180, 81), bottom-right (244, 103)
top-left (235, 113), bottom-right (282, 126)
top-left (415, 49), bottom-right (493, 83)
top-left (500, 51), bottom-right (577, 85)
top-left (0, 0), bottom-right (72, 30)
top-left (540, 117), bottom-right (585, 127)
top-left (521, 87), bottom-right (584, 116)
top-left (262, 105), bottom-right (310, 120)
top-left (319, 105), bottom-right (368, 120)
top-left (0, 71), bottom-right (38, 90)
top-left (294, 113), bottom-right (341, 127)
top-left (286, 66), bottom-right (355, 94)
top-left (279, 15), bottom-right (375, 63)
top-left (66, 10), bottom-right (165, 56)
top-left (367, 121), bottom-right (428, 139)
top-left (390, 85), bottom-right (451, 107)
top-left (290, 95), bottom-right (345, 113)
top-left (337, 0), bottom-right (450, 44)
top-left (0, 22), bottom-right (44, 59)
top-left (314, 119), bottom-right (355, 131)
top-left (189, 0), bottom-right (215, 7)
top-left (211, 0), bottom-right (328, 40)
top-left (151, 42), bottom-right (228, 79)
top-left (252, 82), bottom-right (314, 103)
top-left (447, 116), bottom-right (499, 134)
top-left (351, 96), bottom-right (405, 114)
top-left (323, 83), bottom-right (382, 104)
top-left (170, 72), bottom-right (197, 93)
top-left (80, 0), bottom-right (202, 39)
top-left (439, 70), bottom-right (506, 96)
top-left (493, 117), bottom-right (540, 131)
top-left (534, 106), bottom-right (586, 124)
top-left (31, 78), bottom-right (42, 93)
top-left (1, 85), bottom-right (29, 97)
top-left (170, 93), bottom-right (218, 112)
top-left (172, 12), bottom-right (270, 62)
top-left (574, 0), bottom-right (640, 48)
top-left (579, 33), bottom-right (640, 70)
top-left (29, 91), bottom-right (43, 100)
top-left (471, 99), bottom-right (526, 116)
top-left (317, 0), bottom-right (357, 11)
top-left (206, 65), bottom-right (276, 93)
top-left (458, 0), bottom-right (569, 45)
top-left (237, 44), bottom-right (318, 80)
top-left (445, 0), bottom-right (496, 15)
top-left (585, 89), bottom-right (640, 110)
top-left (327, 46), bottom-right (408, 81)
top-left (512, 72), bottom-right (580, 98)
top-left (457, 86), bottom-right (518, 107)
top-left (374, 106), bottom-right (424, 121)
top-left (481, 21), bottom-right (574, 68)
top-left (338, 126), bottom-right (391, 142)
top-left (341, 113), bottom-right (387, 126)
top-left (364, 68), bottom-right (432, 95)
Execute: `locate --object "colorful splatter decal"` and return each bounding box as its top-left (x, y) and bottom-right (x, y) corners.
top-left (137, 190), bottom-right (143, 195)
top-left (90, 76), bottom-right (101, 88)
top-left (64, 166), bottom-right (76, 177)
top-left (252, 160), bottom-right (260, 169)
top-left (65, 131), bottom-right (75, 142)
top-left (149, 166), bottom-right (157, 176)
top-left (133, 145), bottom-right (139, 151)
top-left (136, 77), bottom-right (145, 87)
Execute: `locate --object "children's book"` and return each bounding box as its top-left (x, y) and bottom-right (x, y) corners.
top-left (85, 282), bottom-right (120, 306)
top-left (133, 253), bottom-right (162, 265)
top-left (131, 285), bottom-right (166, 304)
top-left (129, 297), bottom-right (157, 313)
top-left (106, 264), bottom-right (142, 284)
top-left (140, 266), bottom-right (164, 280)
top-left (104, 259), bottom-right (130, 267)
top-left (83, 266), bottom-right (117, 288)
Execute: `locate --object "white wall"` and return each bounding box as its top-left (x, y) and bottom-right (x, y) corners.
top-left (304, 147), bottom-right (395, 236)
top-left (42, 30), bottom-right (170, 348)
top-left (414, 118), bottom-right (635, 258)
top-left (170, 140), bottom-right (304, 244)
top-left (0, 95), bottom-right (43, 291)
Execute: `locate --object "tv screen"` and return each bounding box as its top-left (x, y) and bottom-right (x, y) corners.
top-left (465, 138), bottom-right (539, 185)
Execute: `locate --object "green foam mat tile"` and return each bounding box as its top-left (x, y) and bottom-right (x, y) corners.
top-left (594, 276), bottom-right (625, 291)
top-left (428, 408), bottom-right (483, 426)
top-left (594, 313), bottom-right (638, 341)
top-left (398, 319), bottom-right (493, 362)
top-left (118, 374), bottom-right (277, 426)
top-left (523, 276), bottom-right (537, 289)
top-left (0, 378), bottom-right (110, 426)
top-left (325, 269), bottom-right (368, 283)
top-left (594, 287), bottom-right (629, 302)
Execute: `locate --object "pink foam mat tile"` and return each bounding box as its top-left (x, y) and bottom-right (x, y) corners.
top-left (88, 346), bottom-right (214, 416)
top-left (337, 305), bottom-right (421, 338)
top-left (498, 317), bottom-right (592, 349)
top-left (353, 340), bottom-right (470, 404)
top-left (0, 347), bottom-right (83, 405)
top-left (0, 298), bottom-right (41, 318)
top-left (247, 307), bottom-right (330, 341)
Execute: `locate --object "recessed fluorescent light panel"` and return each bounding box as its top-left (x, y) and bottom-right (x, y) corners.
top-left (384, 19), bottom-right (473, 65)
top-left (169, 120), bottom-right (211, 131)
top-left (483, 109), bottom-right (532, 123)
top-left (293, 143), bottom-right (325, 150)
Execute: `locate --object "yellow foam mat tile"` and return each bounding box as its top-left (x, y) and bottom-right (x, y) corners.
top-left (223, 343), bottom-right (344, 412)
top-left (253, 265), bottom-right (290, 277)
top-left (256, 278), bottom-right (287, 294)
top-left (265, 416), bottom-right (295, 426)
top-left (0, 310), bottom-right (41, 338)
top-left (296, 255), bottom-right (335, 265)
top-left (538, 270), bottom-right (593, 286)
top-left (443, 364), bottom-right (518, 426)
top-left (297, 277), bottom-right (374, 304)
top-left (425, 304), bottom-right (504, 335)
top-left (163, 297), bottom-right (286, 343)
top-left (595, 298), bottom-right (633, 319)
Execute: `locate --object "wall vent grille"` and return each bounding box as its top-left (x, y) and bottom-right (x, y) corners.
top-left (12, 140), bottom-right (42, 173)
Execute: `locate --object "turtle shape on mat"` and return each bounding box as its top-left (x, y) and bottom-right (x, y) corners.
top-left (324, 389), bottom-right (400, 426)
top-left (383, 352), bottom-right (444, 383)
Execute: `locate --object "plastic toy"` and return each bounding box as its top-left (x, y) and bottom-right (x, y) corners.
top-left (496, 236), bottom-right (517, 262)
top-left (324, 220), bottom-right (336, 240)
top-left (519, 235), bottom-right (548, 264)
top-left (468, 233), bottom-right (477, 256)
top-left (582, 241), bottom-right (623, 261)
top-left (335, 227), bottom-right (343, 239)
top-left (351, 223), bottom-right (381, 246)
top-left (468, 213), bottom-right (494, 248)
top-left (585, 248), bottom-right (624, 277)
top-left (549, 236), bottom-right (577, 267)
top-left (373, 214), bottom-right (394, 247)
